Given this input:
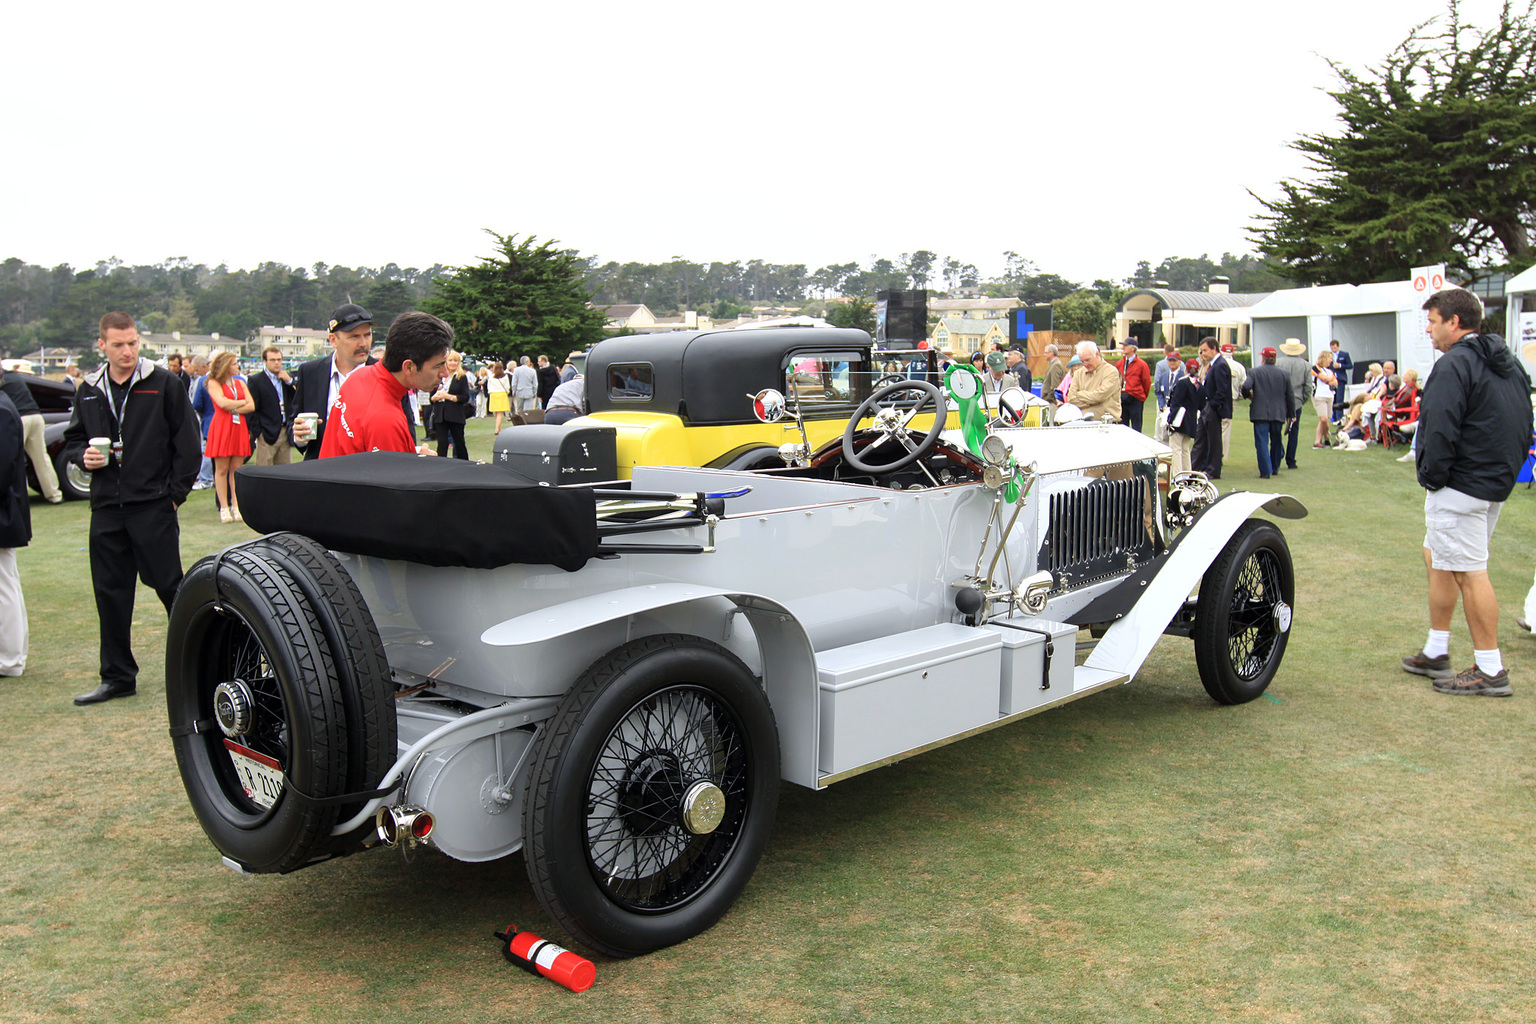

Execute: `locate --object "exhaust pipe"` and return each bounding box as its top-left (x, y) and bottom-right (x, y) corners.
top-left (375, 805), bottom-right (434, 847)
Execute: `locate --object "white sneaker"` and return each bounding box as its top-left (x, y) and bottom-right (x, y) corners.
top-left (1396, 451), bottom-right (1414, 462)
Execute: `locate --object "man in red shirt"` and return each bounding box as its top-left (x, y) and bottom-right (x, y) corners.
top-left (320, 311), bottom-right (453, 458)
top-left (1113, 340), bottom-right (1152, 434)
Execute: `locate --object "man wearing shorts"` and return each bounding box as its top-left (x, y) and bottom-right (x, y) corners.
top-left (1401, 289), bottom-right (1532, 696)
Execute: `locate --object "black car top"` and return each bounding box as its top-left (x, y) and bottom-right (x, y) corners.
top-left (586, 327), bottom-right (899, 426)
top-left (0, 371), bottom-right (74, 423)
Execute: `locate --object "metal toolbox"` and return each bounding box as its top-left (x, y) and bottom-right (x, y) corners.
top-left (492, 425), bottom-right (617, 485)
top-left (986, 616), bottom-right (1080, 715)
top-left (815, 623), bottom-right (1002, 776)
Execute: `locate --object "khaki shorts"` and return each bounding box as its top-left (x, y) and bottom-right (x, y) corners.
top-left (1423, 486), bottom-right (1502, 572)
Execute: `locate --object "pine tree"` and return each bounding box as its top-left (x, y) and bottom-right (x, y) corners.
top-left (420, 232), bottom-right (607, 363)
top-left (1251, 0), bottom-right (1536, 284)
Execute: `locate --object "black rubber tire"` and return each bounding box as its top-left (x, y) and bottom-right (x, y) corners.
top-left (522, 634), bottom-right (780, 958)
top-left (1193, 519), bottom-right (1295, 705)
top-left (243, 533), bottom-right (396, 845)
top-left (166, 548), bottom-right (349, 873)
top-left (53, 449), bottom-right (90, 501)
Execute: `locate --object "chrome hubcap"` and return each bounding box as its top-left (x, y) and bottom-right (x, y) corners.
top-left (681, 780), bottom-right (726, 835)
top-left (213, 679), bottom-right (255, 737)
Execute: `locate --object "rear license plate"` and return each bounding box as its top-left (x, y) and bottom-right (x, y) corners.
top-left (224, 739), bottom-right (284, 809)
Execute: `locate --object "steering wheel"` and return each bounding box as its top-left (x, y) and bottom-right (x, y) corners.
top-left (841, 379), bottom-right (948, 474)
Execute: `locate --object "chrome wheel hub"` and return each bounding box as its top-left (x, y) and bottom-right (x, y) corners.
top-left (681, 780), bottom-right (726, 835)
top-left (213, 679), bottom-right (255, 737)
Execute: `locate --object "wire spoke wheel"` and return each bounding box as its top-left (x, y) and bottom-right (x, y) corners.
top-left (166, 548), bottom-right (348, 873)
top-left (206, 612), bottom-right (289, 816)
top-left (1224, 547), bottom-right (1284, 682)
top-left (523, 634), bottom-right (780, 957)
top-left (1194, 519), bottom-right (1295, 704)
top-left (586, 686), bottom-right (749, 912)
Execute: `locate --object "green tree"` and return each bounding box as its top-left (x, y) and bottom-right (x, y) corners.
top-left (419, 231), bottom-right (607, 363)
top-left (827, 296), bottom-right (876, 335)
top-left (900, 250), bottom-right (938, 289)
top-left (1251, 0), bottom-right (1536, 283)
top-left (1019, 273), bottom-right (1080, 305)
top-left (1053, 291), bottom-right (1114, 340)
top-left (166, 293), bottom-right (200, 333)
top-left (364, 279), bottom-right (414, 333)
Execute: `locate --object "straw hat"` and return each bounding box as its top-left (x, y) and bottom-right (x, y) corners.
top-left (1279, 338), bottom-right (1307, 356)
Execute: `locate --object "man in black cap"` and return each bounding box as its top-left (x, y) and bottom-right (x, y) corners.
top-left (290, 304), bottom-right (412, 459)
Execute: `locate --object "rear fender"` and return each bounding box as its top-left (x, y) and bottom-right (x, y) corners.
top-left (481, 584), bottom-right (821, 789)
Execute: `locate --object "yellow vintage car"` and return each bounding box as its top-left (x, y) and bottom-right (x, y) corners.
top-left (568, 327), bottom-right (1032, 477)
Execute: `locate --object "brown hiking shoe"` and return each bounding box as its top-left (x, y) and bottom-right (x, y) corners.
top-left (1401, 650), bottom-right (1453, 681)
top-left (1433, 665), bottom-right (1513, 697)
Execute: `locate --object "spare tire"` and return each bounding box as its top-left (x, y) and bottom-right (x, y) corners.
top-left (166, 548), bottom-right (349, 873)
top-left (244, 533), bottom-right (396, 845)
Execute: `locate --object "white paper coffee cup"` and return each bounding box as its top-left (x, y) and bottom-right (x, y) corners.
top-left (294, 412), bottom-right (319, 440)
top-left (89, 436), bottom-right (111, 459)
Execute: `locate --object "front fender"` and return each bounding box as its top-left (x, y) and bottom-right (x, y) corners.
top-left (1081, 492), bottom-right (1306, 684)
top-left (481, 583), bottom-right (822, 789)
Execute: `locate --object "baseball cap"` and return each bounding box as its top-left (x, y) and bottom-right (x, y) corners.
top-left (328, 303), bottom-right (373, 333)
top-left (1220, 343), bottom-right (1235, 353)
top-left (985, 351), bottom-right (1007, 372)
top-left (1261, 346), bottom-right (1277, 358)
top-left (1185, 358), bottom-right (1201, 374)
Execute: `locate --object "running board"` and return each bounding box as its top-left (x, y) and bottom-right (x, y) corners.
top-left (815, 670), bottom-right (1129, 788)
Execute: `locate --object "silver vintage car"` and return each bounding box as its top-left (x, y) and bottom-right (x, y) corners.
top-left (168, 365), bottom-right (1303, 957)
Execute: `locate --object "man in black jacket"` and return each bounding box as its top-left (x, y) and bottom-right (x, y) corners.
top-left (1241, 346), bottom-right (1294, 479)
top-left (1401, 289), bottom-right (1533, 697)
top-left (248, 346), bottom-right (296, 465)
top-left (1189, 337), bottom-right (1231, 481)
top-left (62, 312), bottom-right (201, 705)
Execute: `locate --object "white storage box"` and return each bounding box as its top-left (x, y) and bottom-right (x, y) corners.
top-left (816, 623), bottom-right (1002, 775)
top-left (985, 616), bottom-right (1080, 715)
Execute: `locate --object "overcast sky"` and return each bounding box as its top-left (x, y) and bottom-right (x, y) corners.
top-left (1, 0), bottom-right (1512, 287)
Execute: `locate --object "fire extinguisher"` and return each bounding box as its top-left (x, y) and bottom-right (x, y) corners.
top-left (494, 926), bottom-right (596, 993)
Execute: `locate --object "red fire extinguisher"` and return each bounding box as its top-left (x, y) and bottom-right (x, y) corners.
top-left (494, 926), bottom-right (596, 993)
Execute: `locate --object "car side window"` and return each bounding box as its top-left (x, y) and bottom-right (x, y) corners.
top-left (782, 352), bottom-right (865, 410)
top-left (607, 363), bottom-right (654, 401)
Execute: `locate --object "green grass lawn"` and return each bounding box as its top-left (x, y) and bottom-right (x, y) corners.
top-left (4, 412), bottom-right (1536, 1023)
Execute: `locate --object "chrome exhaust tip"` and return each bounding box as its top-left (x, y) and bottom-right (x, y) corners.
top-left (375, 805), bottom-right (434, 847)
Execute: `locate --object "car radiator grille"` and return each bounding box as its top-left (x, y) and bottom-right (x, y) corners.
top-left (1043, 476), bottom-right (1155, 589)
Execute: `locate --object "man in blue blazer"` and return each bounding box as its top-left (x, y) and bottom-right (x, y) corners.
top-left (1329, 339), bottom-right (1353, 422)
top-left (248, 346), bottom-right (297, 465)
top-left (1190, 337), bottom-right (1231, 480)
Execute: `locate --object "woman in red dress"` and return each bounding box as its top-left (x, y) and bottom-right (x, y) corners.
top-left (204, 351), bottom-right (254, 523)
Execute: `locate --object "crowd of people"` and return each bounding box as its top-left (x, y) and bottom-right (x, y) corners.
top-left (1032, 332), bottom-right (1432, 480)
top-left (134, 305), bottom-right (595, 516)
top-left (0, 304), bottom-right (596, 704)
top-left (2, 292), bottom-right (1532, 706)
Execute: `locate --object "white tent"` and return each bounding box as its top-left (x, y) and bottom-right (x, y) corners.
top-left (1504, 266), bottom-right (1536, 370)
top-left (1249, 281), bottom-right (1439, 382)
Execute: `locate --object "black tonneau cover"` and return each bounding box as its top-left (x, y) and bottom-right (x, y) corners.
top-left (235, 452), bottom-right (598, 571)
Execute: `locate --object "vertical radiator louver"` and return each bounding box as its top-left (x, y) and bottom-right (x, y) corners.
top-left (1046, 477), bottom-right (1148, 578)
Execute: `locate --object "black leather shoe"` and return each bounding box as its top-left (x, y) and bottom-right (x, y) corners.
top-left (74, 683), bottom-right (137, 706)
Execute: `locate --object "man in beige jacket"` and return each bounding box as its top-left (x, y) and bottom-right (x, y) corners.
top-left (1065, 341), bottom-right (1121, 422)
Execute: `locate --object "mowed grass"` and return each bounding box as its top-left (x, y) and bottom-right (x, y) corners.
top-left (4, 412), bottom-right (1536, 1023)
